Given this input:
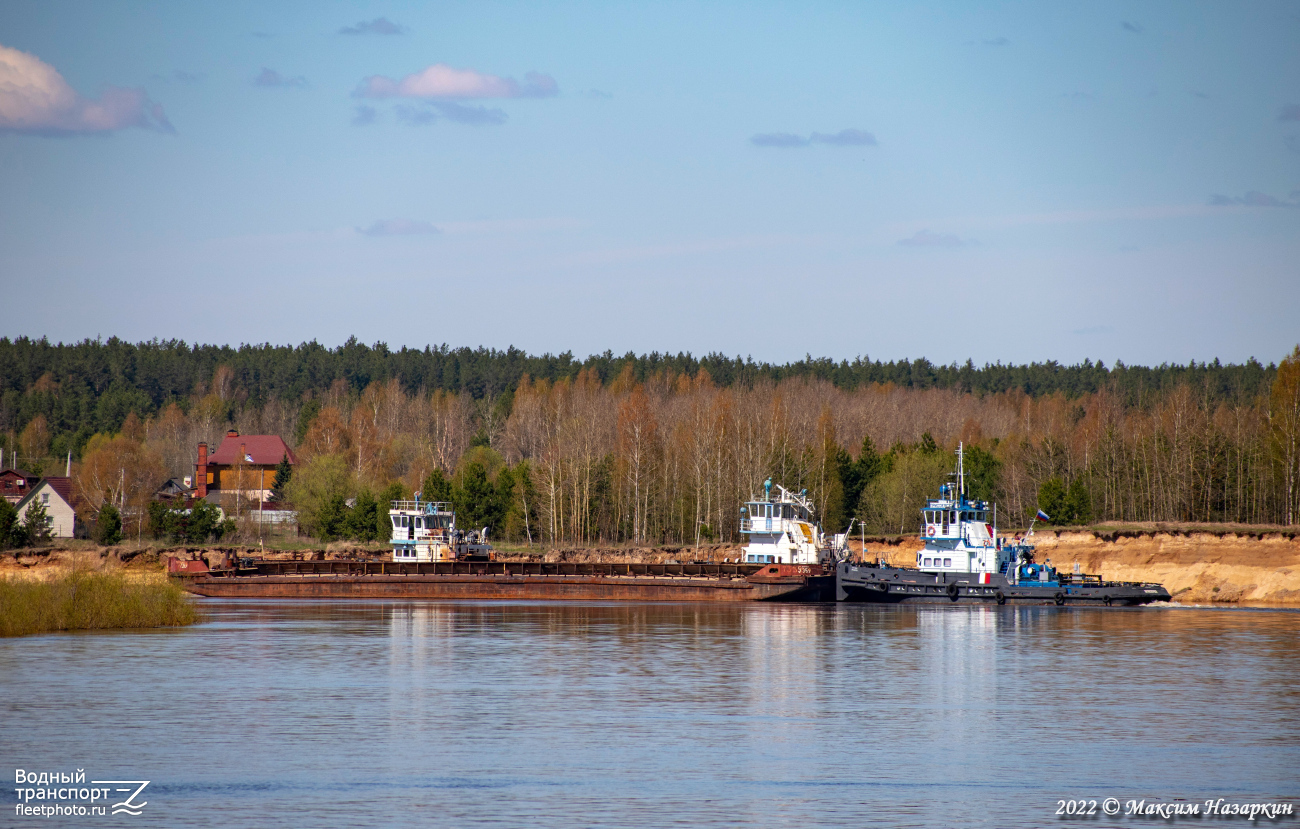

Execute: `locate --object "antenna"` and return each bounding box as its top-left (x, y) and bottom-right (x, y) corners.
top-left (957, 441), bottom-right (965, 500)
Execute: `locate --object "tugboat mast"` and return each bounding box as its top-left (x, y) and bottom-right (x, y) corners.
top-left (957, 441), bottom-right (965, 501)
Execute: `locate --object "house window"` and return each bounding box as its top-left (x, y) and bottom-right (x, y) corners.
top-left (41, 493), bottom-right (49, 503)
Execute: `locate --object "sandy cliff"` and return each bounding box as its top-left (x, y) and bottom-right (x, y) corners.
top-left (5, 529), bottom-right (1298, 605)
top-left (859, 529), bottom-right (1300, 605)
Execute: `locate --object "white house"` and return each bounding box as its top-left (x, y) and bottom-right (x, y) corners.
top-left (15, 477), bottom-right (77, 539)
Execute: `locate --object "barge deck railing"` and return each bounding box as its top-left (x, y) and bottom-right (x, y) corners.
top-left (208, 560), bottom-right (766, 579)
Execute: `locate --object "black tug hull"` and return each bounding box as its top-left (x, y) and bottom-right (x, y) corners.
top-left (836, 562), bottom-right (1171, 606)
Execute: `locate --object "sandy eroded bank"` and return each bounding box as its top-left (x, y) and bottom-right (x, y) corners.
top-left (4, 528), bottom-right (1298, 605)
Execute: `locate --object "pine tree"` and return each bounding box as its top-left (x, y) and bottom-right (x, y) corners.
top-left (963, 444), bottom-right (1002, 503)
top-left (1037, 478), bottom-right (1066, 524)
top-left (1064, 478), bottom-right (1093, 525)
top-left (421, 468), bottom-right (453, 503)
top-left (93, 502), bottom-right (124, 545)
top-left (347, 489), bottom-right (379, 541)
top-left (0, 499), bottom-right (21, 549)
top-left (21, 499), bottom-right (51, 545)
top-left (270, 454), bottom-right (293, 503)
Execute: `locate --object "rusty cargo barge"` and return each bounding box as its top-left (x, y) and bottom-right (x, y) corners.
top-left (183, 559), bottom-right (835, 602)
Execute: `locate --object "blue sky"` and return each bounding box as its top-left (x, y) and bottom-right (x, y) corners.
top-left (1, 1), bottom-right (1297, 366)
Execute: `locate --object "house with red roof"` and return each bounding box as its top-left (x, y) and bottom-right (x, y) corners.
top-left (15, 477), bottom-right (78, 538)
top-left (1, 468), bottom-right (42, 504)
top-left (195, 429), bottom-right (296, 506)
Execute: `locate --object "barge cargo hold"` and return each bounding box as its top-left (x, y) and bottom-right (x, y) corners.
top-left (183, 559), bottom-right (835, 602)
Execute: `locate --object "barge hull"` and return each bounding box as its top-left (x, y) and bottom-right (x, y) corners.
top-left (837, 563), bottom-right (1170, 606)
top-left (182, 560), bottom-right (835, 602)
top-left (186, 574), bottom-right (824, 602)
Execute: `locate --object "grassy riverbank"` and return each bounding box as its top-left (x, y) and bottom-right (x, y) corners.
top-left (0, 570), bottom-right (200, 637)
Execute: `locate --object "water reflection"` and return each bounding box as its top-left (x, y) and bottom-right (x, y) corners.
top-left (1, 601), bottom-right (1296, 828)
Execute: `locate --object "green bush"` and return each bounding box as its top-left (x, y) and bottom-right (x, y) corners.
top-left (148, 500), bottom-right (230, 543)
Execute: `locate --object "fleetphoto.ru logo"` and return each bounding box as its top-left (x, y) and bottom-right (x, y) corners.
top-left (14, 769), bottom-right (150, 818)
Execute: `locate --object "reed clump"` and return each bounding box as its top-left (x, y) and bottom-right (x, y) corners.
top-left (0, 571), bottom-right (200, 637)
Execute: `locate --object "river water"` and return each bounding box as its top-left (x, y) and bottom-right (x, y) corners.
top-left (3, 600), bottom-right (1298, 827)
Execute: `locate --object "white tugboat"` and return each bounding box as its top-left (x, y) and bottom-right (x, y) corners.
top-left (836, 444), bottom-right (1170, 606)
top-left (388, 498), bottom-right (494, 563)
top-left (740, 479), bottom-right (848, 565)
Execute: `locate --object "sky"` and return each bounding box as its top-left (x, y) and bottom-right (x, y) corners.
top-left (1, 1), bottom-right (1297, 367)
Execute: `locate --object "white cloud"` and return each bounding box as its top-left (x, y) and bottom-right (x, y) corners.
top-left (0, 44), bottom-right (172, 135)
top-left (353, 64), bottom-right (557, 99)
top-left (357, 218), bottom-right (441, 237)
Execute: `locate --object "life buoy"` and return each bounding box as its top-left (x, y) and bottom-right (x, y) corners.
top-left (995, 590), bottom-right (1006, 606)
top-left (1054, 592), bottom-right (1065, 606)
top-left (927, 527), bottom-right (935, 537)
top-left (947, 582), bottom-right (960, 601)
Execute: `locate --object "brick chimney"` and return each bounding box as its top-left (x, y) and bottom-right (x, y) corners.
top-left (196, 442), bottom-right (209, 498)
top-left (227, 429), bottom-right (240, 438)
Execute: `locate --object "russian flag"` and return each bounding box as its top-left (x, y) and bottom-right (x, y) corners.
top-left (1035, 509), bottom-right (1050, 522)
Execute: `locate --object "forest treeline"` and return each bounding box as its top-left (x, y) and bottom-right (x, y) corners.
top-left (2, 338), bottom-right (1298, 544)
top-left (0, 336), bottom-right (1280, 461)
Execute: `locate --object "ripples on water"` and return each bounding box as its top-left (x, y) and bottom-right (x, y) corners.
top-left (3, 602), bottom-right (1298, 827)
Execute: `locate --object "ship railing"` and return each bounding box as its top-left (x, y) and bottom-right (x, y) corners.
top-left (236, 560), bottom-right (769, 579)
top-left (741, 517), bottom-right (793, 533)
top-left (389, 500), bottom-right (452, 514)
top-left (1057, 573), bottom-right (1104, 586)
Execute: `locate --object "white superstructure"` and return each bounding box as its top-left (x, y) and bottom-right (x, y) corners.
top-left (389, 499), bottom-right (493, 563)
top-left (740, 480), bottom-right (847, 565)
top-left (915, 443), bottom-right (1010, 576)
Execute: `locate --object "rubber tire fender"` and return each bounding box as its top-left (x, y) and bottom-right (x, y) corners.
top-left (995, 590), bottom-right (1006, 606)
top-left (1054, 592), bottom-right (1066, 606)
top-left (1103, 595), bottom-right (1113, 607)
top-left (947, 582), bottom-right (960, 602)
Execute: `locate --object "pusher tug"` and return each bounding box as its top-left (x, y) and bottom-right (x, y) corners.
top-left (836, 444), bottom-right (1171, 606)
